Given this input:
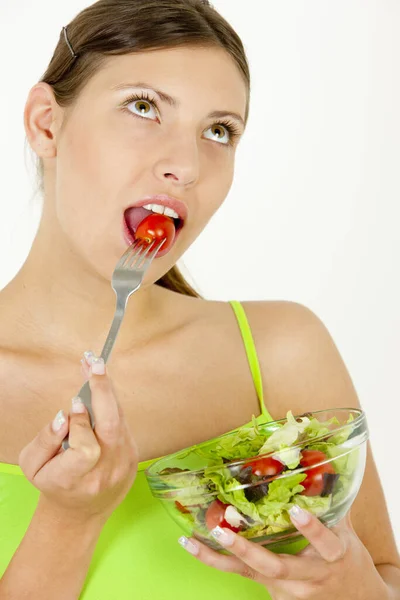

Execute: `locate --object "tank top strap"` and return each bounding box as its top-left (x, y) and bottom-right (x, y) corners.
top-left (229, 300), bottom-right (274, 422)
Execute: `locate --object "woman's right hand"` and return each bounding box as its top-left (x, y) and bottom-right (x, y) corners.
top-left (19, 351), bottom-right (139, 525)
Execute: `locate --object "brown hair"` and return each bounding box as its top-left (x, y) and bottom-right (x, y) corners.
top-left (37, 0), bottom-right (251, 297)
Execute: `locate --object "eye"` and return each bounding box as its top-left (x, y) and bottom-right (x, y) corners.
top-left (203, 123), bottom-right (231, 145)
top-left (124, 94), bottom-right (158, 120)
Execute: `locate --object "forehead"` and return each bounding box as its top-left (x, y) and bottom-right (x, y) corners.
top-left (84, 46), bottom-right (248, 114)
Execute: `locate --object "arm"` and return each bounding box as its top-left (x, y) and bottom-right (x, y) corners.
top-left (376, 565), bottom-right (400, 600)
top-left (243, 300), bottom-right (400, 595)
top-left (0, 499), bottom-right (104, 600)
top-left (1, 354), bottom-right (138, 600)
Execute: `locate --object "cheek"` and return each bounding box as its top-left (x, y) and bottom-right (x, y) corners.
top-left (57, 114), bottom-right (150, 192)
top-left (54, 114), bottom-right (154, 236)
top-left (201, 149), bottom-right (235, 209)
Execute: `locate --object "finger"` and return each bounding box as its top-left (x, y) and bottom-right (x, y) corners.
top-left (19, 409), bottom-right (70, 480)
top-left (83, 353), bottom-right (121, 446)
top-left (59, 397), bottom-right (101, 476)
top-left (83, 351), bottom-right (124, 421)
top-left (80, 355), bottom-right (90, 380)
top-left (289, 505), bottom-right (347, 563)
top-left (208, 527), bottom-right (330, 581)
top-left (178, 536), bottom-right (266, 585)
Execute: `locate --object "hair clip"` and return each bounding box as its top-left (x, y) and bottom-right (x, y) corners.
top-left (62, 26), bottom-right (78, 60)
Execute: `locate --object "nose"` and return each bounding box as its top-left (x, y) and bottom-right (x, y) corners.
top-left (153, 137), bottom-right (200, 188)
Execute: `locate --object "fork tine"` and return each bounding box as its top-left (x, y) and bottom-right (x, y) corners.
top-left (140, 238), bottom-right (166, 270)
top-left (126, 239), bottom-right (155, 269)
top-left (126, 237), bottom-right (162, 269)
top-left (117, 239), bottom-right (143, 269)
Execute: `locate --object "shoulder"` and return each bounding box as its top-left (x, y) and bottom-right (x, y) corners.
top-left (239, 300), bottom-right (361, 416)
top-left (237, 299), bottom-right (331, 357)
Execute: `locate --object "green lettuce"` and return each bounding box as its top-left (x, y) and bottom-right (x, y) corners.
top-left (195, 415), bottom-right (270, 463)
top-left (291, 493), bottom-right (331, 516)
top-left (204, 467), bottom-right (263, 523)
top-left (257, 411), bottom-right (311, 457)
top-left (162, 472), bottom-right (209, 506)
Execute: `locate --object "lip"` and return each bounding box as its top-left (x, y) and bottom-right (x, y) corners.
top-left (125, 194), bottom-right (188, 222)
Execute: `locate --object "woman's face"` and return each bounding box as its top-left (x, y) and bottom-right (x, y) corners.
top-left (41, 46), bottom-right (247, 283)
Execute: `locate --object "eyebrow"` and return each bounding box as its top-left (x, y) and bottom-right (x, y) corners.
top-left (112, 81), bottom-right (245, 128)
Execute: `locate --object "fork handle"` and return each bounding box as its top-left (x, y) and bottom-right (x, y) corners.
top-left (61, 295), bottom-right (128, 450)
top-left (100, 294), bottom-right (128, 363)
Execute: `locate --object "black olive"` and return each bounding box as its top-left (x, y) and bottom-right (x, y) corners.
top-left (236, 466), bottom-right (253, 485)
top-left (244, 482), bottom-right (270, 503)
top-left (321, 472), bottom-right (340, 497)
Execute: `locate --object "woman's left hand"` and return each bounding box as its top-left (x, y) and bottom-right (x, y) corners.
top-left (178, 506), bottom-right (389, 599)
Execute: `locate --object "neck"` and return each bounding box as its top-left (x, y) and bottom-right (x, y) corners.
top-left (0, 211), bottom-right (172, 360)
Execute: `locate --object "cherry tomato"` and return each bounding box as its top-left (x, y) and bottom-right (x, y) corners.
top-left (244, 456), bottom-right (285, 478)
top-left (299, 450), bottom-right (336, 496)
top-left (135, 213), bottom-right (176, 253)
top-left (205, 499), bottom-right (240, 533)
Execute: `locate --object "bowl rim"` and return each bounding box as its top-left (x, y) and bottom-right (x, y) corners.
top-left (146, 407), bottom-right (366, 480)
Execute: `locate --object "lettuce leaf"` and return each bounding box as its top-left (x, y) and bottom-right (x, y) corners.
top-left (291, 493), bottom-right (331, 516)
top-left (195, 415), bottom-right (269, 463)
top-left (205, 467), bottom-right (263, 523)
top-left (257, 411), bottom-right (311, 458)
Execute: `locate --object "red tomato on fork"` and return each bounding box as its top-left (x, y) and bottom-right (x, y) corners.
top-left (135, 213), bottom-right (176, 253)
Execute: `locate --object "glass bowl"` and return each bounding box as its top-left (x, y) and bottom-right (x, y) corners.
top-left (146, 408), bottom-right (368, 553)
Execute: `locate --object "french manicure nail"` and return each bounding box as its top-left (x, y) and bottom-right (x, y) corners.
top-left (91, 356), bottom-right (105, 375)
top-left (178, 536), bottom-right (199, 556)
top-left (71, 396), bottom-right (86, 414)
top-left (52, 409), bottom-right (66, 432)
top-left (211, 526), bottom-right (235, 546)
top-left (289, 505), bottom-right (311, 525)
top-left (83, 350), bottom-right (94, 365)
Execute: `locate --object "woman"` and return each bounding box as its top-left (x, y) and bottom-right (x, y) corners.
top-left (0, 0), bottom-right (399, 598)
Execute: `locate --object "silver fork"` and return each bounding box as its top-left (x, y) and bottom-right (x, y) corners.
top-left (62, 237), bottom-right (165, 450)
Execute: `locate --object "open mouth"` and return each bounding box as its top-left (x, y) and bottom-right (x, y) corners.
top-left (123, 204), bottom-right (185, 258)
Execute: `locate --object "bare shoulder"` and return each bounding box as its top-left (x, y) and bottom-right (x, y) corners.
top-left (168, 293), bottom-right (357, 415)
top-left (240, 300), bottom-right (360, 415)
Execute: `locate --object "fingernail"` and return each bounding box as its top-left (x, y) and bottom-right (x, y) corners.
top-left (211, 526), bottom-right (235, 546)
top-left (90, 356), bottom-right (105, 375)
top-left (52, 409), bottom-right (66, 432)
top-left (83, 350), bottom-right (94, 365)
top-left (178, 536), bottom-right (199, 556)
top-left (289, 505), bottom-right (311, 525)
top-left (71, 396), bottom-right (86, 414)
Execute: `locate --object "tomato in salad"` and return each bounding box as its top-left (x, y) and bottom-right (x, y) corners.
top-left (299, 450), bottom-right (336, 496)
top-left (244, 456), bottom-right (285, 478)
top-left (205, 499), bottom-right (241, 533)
top-left (135, 213), bottom-right (176, 253)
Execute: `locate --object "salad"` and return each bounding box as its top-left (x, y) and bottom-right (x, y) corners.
top-left (157, 410), bottom-right (360, 542)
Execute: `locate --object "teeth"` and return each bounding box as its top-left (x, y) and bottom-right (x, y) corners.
top-left (164, 207), bottom-right (180, 219)
top-left (144, 203), bottom-right (165, 215)
top-left (143, 203), bottom-right (180, 219)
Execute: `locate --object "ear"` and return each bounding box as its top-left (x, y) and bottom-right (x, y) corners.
top-left (24, 82), bottom-right (63, 159)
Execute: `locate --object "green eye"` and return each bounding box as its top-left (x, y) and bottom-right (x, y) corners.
top-left (135, 100), bottom-right (151, 115)
top-left (124, 94), bottom-right (158, 120)
top-left (204, 123), bottom-right (230, 144)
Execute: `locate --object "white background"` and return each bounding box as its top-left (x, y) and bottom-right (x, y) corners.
top-left (0, 1), bottom-right (399, 548)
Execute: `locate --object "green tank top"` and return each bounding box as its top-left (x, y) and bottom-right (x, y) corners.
top-left (0, 301), bottom-right (309, 598)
